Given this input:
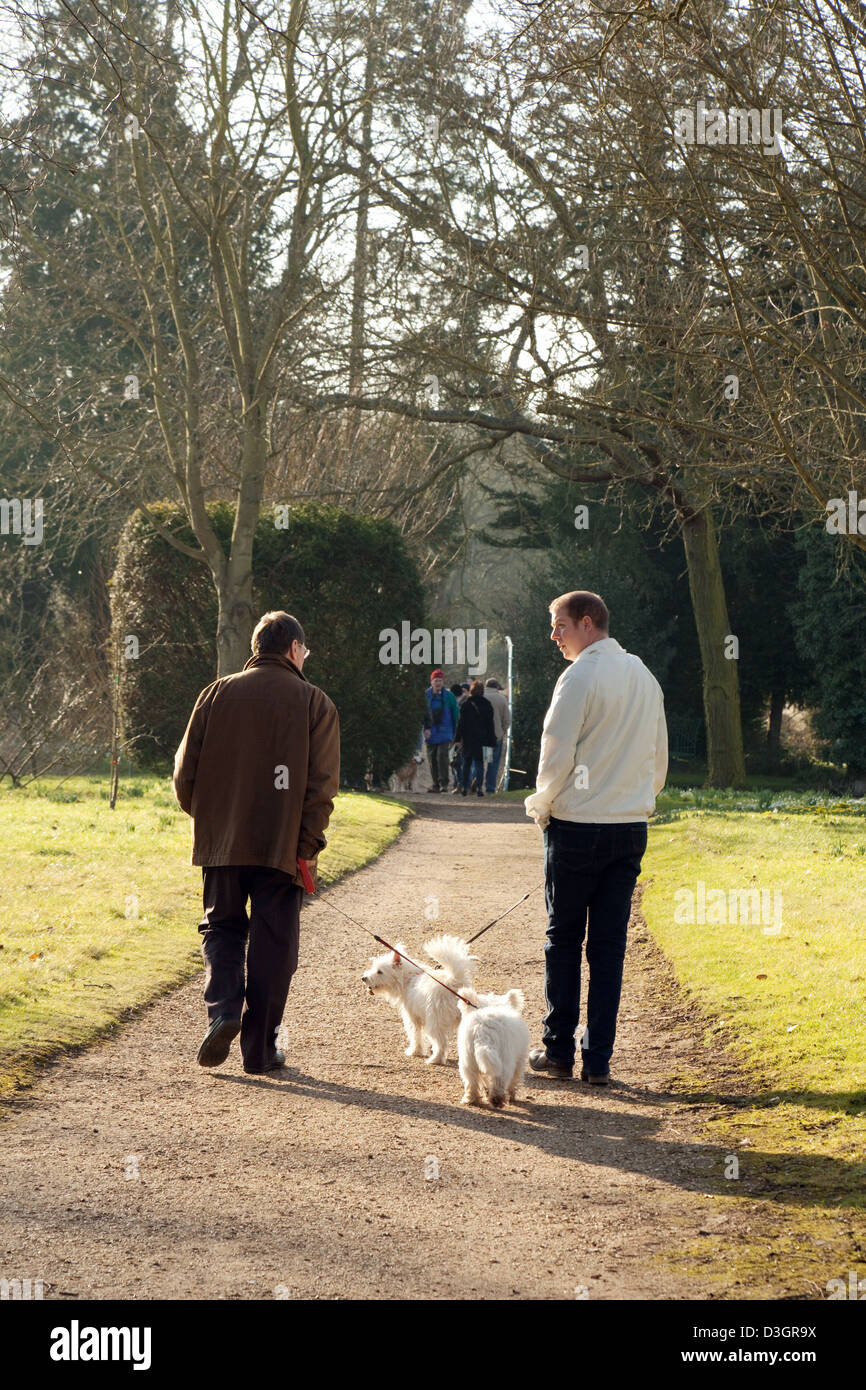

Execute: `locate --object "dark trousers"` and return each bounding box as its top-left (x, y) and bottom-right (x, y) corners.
top-left (542, 819), bottom-right (647, 1072)
top-left (198, 865), bottom-right (303, 1072)
top-left (426, 740), bottom-right (450, 788)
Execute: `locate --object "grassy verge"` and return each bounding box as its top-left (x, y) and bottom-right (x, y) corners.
top-left (643, 786), bottom-right (866, 1291)
top-left (496, 779), bottom-right (866, 1285)
top-left (0, 775), bottom-right (411, 1100)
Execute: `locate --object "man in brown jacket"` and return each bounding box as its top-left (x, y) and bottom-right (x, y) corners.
top-left (173, 610), bottom-right (340, 1074)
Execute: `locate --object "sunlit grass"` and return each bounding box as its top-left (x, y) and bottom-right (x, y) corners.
top-left (497, 782), bottom-right (866, 1226)
top-left (0, 775), bottom-right (411, 1099)
top-left (642, 797), bottom-right (866, 1255)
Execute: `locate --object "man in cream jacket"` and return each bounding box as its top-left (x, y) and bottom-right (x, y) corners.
top-left (525, 590), bottom-right (668, 1083)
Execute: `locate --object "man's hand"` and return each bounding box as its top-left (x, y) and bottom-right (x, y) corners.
top-left (423, 728), bottom-right (430, 741)
top-left (297, 857), bottom-right (317, 893)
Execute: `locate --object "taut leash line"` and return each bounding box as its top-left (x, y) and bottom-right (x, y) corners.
top-left (300, 865), bottom-right (545, 1009)
top-left (467, 884), bottom-right (545, 944)
top-left (304, 884), bottom-right (481, 1009)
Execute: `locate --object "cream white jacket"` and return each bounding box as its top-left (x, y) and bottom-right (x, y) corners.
top-left (524, 638), bottom-right (668, 828)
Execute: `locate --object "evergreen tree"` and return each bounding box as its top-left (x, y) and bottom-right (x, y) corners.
top-left (793, 525), bottom-right (866, 783)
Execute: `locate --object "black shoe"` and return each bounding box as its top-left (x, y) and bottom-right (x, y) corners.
top-left (428, 785), bottom-right (440, 793)
top-left (197, 1016), bottom-right (241, 1068)
top-left (580, 1065), bottom-right (610, 1085)
top-left (528, 1047), bottom-right (573, 1078)
top-left (243, 1049), bottom-right (287, 1076)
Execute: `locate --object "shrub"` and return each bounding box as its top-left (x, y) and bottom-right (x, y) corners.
top-left (110, 501), bottom-right (428, 785)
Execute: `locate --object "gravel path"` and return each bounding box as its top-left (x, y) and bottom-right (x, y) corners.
top-left (0, 796), bottom-right (787, 1300)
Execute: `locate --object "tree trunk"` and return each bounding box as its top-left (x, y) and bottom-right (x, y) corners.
top-left (348, 11), bottom-right (376, 397)
top-left (767, 688), bottom-right (785, 769)
top-left (215, 570), bottom-right (256, 676)
top-left (109, 626), bottom-right (123, 809)
top-left (214, 408), bottom-right (268, 676)
top-left (680, 506), bottom-right (746, 787)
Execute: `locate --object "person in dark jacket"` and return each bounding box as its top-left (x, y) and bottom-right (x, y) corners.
top-left (173, 610), bottom-right (340, 1075)
top-left (454, 679), bottom-right (496, 796)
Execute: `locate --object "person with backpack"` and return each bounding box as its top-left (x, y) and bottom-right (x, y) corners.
top-left (454, 679), bottom-right (497, 797)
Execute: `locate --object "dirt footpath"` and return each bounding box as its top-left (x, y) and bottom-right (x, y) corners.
top-left (0, 797), bottom-right (795, 1300)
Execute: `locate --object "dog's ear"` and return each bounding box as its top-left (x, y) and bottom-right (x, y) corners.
top-left (391, 951), bottom-right (401, 966)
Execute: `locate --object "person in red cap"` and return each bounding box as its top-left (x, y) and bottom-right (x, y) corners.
top-left (423, 669), bottom-right (460, 792)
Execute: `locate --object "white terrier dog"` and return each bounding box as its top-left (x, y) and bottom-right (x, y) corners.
top-left (457, 987), bottom-right (531, 1108)
top-left (361, 935), bottom-right (477, 1064)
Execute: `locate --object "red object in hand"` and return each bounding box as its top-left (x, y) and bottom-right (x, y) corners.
top-left (298, 858), bottom-right (316, 894)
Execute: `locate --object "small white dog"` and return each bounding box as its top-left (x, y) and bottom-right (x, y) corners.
top-left (361, 935), bottom-right (477, 1064)
top-left (457, 987), bottom-right (531, 1108)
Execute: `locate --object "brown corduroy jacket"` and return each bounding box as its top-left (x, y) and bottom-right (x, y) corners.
top-left (172, 653), bottom-right (340, 886)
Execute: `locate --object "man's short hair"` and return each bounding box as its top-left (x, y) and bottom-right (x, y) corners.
top-left (549, 590), bottom-right (609, 631)
top-left (485, 677), bottom-right (502, 689)
top-left (251, 610), bottom-right (304, 656)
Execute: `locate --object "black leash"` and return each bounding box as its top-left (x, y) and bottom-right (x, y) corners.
top-left (306, 881), bottom-right (545, 1009)
top-left (308, 891), bottom-right (481, 1008)
top-left (467, 884), bottom-right (545, 944)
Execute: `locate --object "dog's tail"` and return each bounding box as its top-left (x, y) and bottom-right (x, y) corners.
top-left (503, 988), bottom-right (525, 1014)
top-left (424, 934), bottom-right (477, 986)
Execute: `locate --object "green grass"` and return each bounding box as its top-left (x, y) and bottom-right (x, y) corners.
top-left (495, 780), bottom-right (866, 1278)
top-left (646, 790), bottom-right (866, 1105)
top-left (643, 786), bottom-right (866, 1289)
top-left (0, 775), bottom-right (411, 1100)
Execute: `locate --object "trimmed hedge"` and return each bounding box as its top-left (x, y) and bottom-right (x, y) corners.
top-left (110, 501), bottom-right (428, 785)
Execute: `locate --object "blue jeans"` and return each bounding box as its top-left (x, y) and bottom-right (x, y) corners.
top-left (484, 737), bottom-right (503, 793)
top-left (461, 754), bottom-right (484, 792)
top-left (542, 818), bottom-right (647, 1073)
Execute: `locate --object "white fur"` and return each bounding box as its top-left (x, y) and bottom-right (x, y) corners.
top-left (361, 935), bottom-right (477, 1064)
top-left (457, 987), bottom-right (531, 1108)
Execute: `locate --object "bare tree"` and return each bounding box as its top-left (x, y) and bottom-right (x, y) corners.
top-left (0, 580), bottom-right (111, 785)
top-left (0, 0), bottom-right (413, 675)
top-left (525, 0), bottom-right (866, 547)
top-left (287, 2), bottom-right (755, 781)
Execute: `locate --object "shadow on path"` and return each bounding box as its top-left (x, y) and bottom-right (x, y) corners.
top-left (211, 1066), bottom-right (863, 1210)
